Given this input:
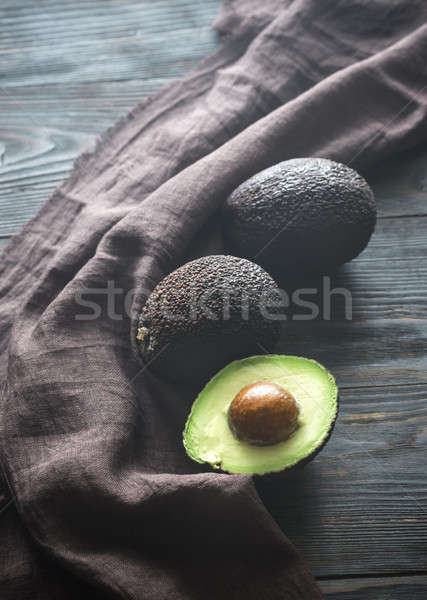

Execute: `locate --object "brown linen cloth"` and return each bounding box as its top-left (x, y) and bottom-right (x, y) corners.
top-left (1, 1), bottom-right (427, 598)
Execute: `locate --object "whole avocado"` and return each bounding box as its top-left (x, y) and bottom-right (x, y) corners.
top-left (137, 255), bottom-right (283, 383)
top-left (223, 158), bottom-right (376, 278)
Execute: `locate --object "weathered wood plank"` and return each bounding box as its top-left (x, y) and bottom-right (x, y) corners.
top-left (277, 318), bottom-right (427, 388)
top-left (0, 0), bottom-right (220, 88)
top-left (369, 144), bottom-right (427, 217)
top-left (321, 575), bottom-right (427, 599)
top-left (0, 0), bottom-right (219, 50)
top-left (0, 1), bottom-right (220, 50)
top-left (0, 81), bottom-right (168, 134)
top-left (0, 0), bottom-right (220, 236)
top-left (0, 29), bottom-right (218, 88)
top-left (334, 258), bottom-right (427, 319)
top-left (0, 82), bottom-right (166, 236)
top-left (257, 384), bottom-right (427, 576)
top-left (279, 216), bottom-right (427, 319)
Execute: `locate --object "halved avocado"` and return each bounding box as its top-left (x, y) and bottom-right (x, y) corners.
top-left (183, 355), bottom-right (338, 475)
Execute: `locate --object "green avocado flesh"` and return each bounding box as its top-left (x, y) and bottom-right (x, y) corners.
top-left (183, 355), bottom-right (338, 475)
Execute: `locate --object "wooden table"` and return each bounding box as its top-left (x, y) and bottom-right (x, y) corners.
top-left (1, 1), bottom-right (426, 598)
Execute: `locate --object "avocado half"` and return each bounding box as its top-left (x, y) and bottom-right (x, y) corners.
top-left (183, 355), bottom-right (338, 475)
top-left (223, 157), bottom-right (376, 279)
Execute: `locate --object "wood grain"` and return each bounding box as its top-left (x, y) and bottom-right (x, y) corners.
top-left (276, 319), bottom-right (427, 388)
top-left (275, 216), bottom-right (427, 317)
top-left (0, 0), bottom-right (220, 237)
top-left (321, 575), bottom-right (427, 599)
top-left (257, 384), bottom-right (427, 576)
top-left (0, 0), bottom-right (220, 56)
top-left (369, 144), bottom-right (427, 217)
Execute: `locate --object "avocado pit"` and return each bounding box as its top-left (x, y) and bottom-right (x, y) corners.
top-left (228, 381), bottom-right (300, 446)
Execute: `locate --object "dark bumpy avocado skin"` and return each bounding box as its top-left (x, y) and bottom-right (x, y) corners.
top-left (223, 158), bottom-right (376, 278)
top-left (137, 255), bottom-right (283, 383)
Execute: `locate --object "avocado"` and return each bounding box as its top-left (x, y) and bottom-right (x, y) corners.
top-left (137, 255), bottom-right (283, 383)
top-left (183, 355), bottom-right (338, 475)
top-left (223, 158), bottom-right (376, 279)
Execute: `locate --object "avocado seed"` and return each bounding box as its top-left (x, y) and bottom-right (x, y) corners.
top-left (228, 381), bottom-right (300, 446)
